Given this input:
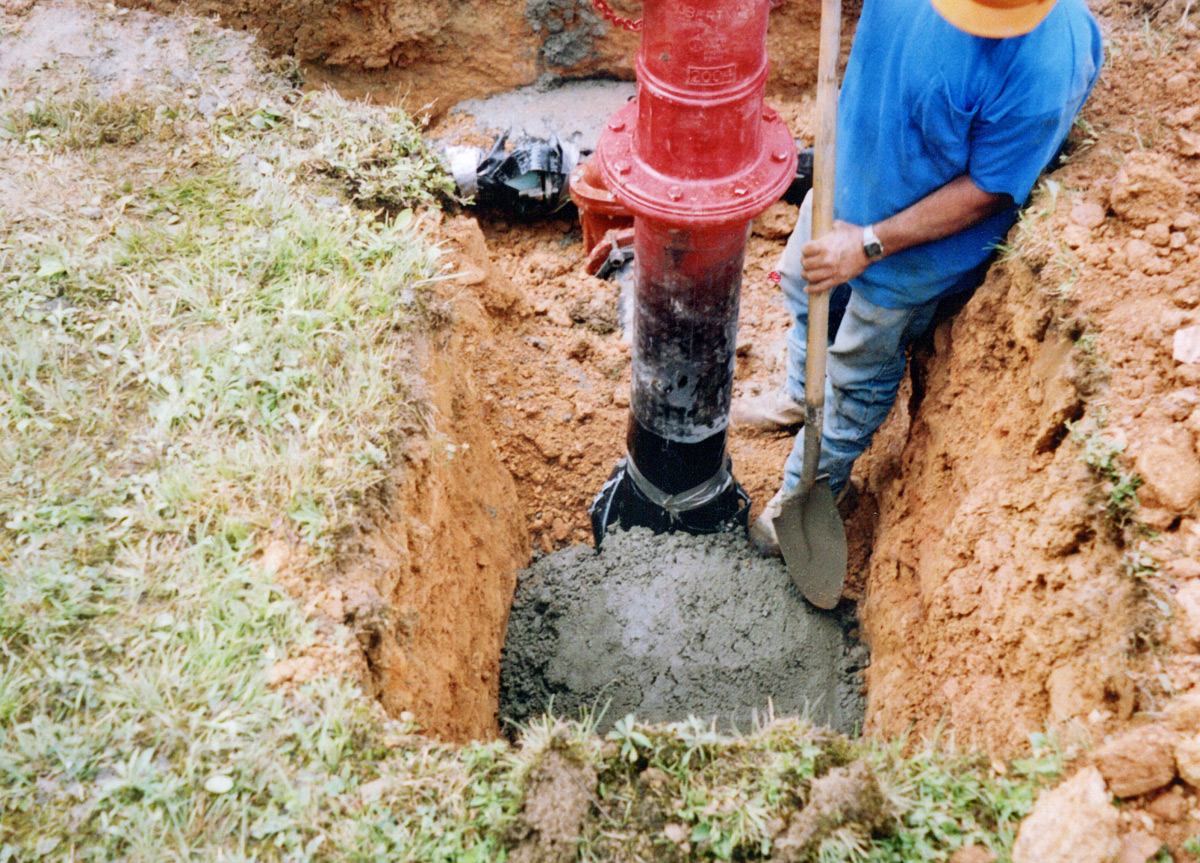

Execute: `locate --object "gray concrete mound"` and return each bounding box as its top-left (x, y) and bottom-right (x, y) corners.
top-left (500, 527), bottom-right (866, 735)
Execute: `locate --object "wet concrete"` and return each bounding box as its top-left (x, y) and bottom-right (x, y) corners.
top-left (448, 79), bottom-right (635, 151)
top-left (500, 527), bottom-right (866, 734)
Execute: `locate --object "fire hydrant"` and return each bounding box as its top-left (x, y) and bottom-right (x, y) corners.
top-left (589, 0), bottom-right (796, 543)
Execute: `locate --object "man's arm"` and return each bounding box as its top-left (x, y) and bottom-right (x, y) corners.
top-left (799, 174), bottom-right (1011, 294)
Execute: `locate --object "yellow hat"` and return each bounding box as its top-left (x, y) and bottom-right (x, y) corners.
top-left (931, 0), bottom-right (1058, 38)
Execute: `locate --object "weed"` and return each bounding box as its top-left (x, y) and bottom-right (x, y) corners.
top-left (1137, 13), bottom-right (1180, 56)
top-left (1069, 413), bottom-right (1145, 537)
top-left (1123, 550), bottom-right (1160, 580)
top-left (995, 180), bottom-right (1073, 274)
top-left (0, 92), bottom-right (160, 148)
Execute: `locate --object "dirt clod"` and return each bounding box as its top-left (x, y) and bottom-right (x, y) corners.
top-left (1012, 767), bottom-right (1120, 863)
top-left (509, 749), bottom-right (597, 863)
top-left (772, 760), bottom-right (889, 862)
top-left (1091, 725), bottom-right (1179, 798)
top-left (1109, 152), bottom-right (1190, 227)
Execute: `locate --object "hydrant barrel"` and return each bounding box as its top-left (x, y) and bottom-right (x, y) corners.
top-left (637, 1), bottom-right (770, 183)
top-left (589, 0), bottom-right (796, 543)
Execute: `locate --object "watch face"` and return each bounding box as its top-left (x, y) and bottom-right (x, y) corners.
top-left (864, 239), bottom-right (883, 259)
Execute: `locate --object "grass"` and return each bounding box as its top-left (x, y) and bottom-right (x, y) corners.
top-left (0, 79), bottom-right (461, 859)
top-left (0, 36), bottom-right (1074, 863)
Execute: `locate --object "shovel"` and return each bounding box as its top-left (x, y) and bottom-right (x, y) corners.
top-left (771, 0), bottom-right (847, 610)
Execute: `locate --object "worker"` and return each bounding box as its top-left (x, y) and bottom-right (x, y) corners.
top-left (736, 0), bottom-right (1104, 554)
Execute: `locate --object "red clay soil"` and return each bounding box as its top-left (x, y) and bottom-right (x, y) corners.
top-left (115, 0), bottom-right (848, 119)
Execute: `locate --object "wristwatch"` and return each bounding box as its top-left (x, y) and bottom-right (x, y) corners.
top-left (862, 224), bottom-right (885, 261)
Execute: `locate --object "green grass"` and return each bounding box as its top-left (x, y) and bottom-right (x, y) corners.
top-left (0, 83), bottom-right (461, 860)
top-left (0, 58), bottom-right (1069, 863)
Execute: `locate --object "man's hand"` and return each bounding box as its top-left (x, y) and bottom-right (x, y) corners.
top-left (800, 220), bottom-right (870, 295)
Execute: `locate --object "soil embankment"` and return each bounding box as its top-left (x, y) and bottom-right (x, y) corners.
top-left (115, 0), bottom-right (849, 117)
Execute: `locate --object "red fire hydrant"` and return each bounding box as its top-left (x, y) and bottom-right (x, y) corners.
top-left (589, 0), bottom-right (796, 543)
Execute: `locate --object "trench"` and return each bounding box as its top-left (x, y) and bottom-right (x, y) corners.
top-left (346, 78), bottom-right (877, 740)
top-left (295, 0), bottom-right (1184, 755)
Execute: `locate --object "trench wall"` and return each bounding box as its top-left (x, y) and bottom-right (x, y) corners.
top-left (115, 0), bottom-right (855, 118)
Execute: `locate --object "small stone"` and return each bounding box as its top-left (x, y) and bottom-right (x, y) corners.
top-left (546, 304), bottom-right (573, 327)
top-left (204, 774), bottom-right (234, 794)
top-left (551, 517), bottom-right (570, 542)
top-left (1091, 725), bottom-right (1178, 798)
top-left (1147, 223), bottom-right (1172, 247)
top-left (1167, 72), bottom-right (1191, 93)
top-left (1166, 558), bottom-right (1200, 580)
top-left (1070, 199), bottom-right (1108, 228)
top-left (1116, 829), bottom-right (1163, 863)
top-left (1012, 767), bottom-right (1120, 863)
top-left (1063, 224), bottom-right (1091, 248)
top-left (664, 823), bottom-right (688, 844)
top-left (1175, 584), bottom-right (1200, 646)
top-left (950, 845), bottom-right (998, 863)
top-left (1172, 231), bottom-right (1188, 249)
top-left (1175, 735), bottom-right (1200, 788)
top-left (1177, 326), bottom-right (1200, 365)
top-left (1146, 784), bottom-right (1189, 821)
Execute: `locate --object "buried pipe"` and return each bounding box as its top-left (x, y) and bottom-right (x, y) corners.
top-left (588, 0), bottom-right (796, 543)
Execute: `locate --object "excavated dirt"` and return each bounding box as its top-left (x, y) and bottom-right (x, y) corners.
top-left (113, 0), bottom-right (853, 119)
top-left (500, 528), bottom-right (866, 734)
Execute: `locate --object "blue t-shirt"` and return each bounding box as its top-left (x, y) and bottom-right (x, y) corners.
top-left (837, 0), bottom-right (1103, 308)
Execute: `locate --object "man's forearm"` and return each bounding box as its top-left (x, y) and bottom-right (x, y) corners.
top-left (873, 174), bottom-right (1011, 258)
top-left (799, 174), bottom-right (1013, 293)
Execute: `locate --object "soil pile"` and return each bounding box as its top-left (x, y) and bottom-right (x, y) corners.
top-left (500, 527), bottom-right (866, 733)
top-left (113, 0), bottom-right (852, 119)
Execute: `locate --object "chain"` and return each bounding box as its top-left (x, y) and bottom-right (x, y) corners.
top-left (592, 1), bottom-right (786, 33)
top-left (591, 0), bottom-right (643, 31)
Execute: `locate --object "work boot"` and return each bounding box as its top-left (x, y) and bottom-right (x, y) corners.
top-left (731, 387), bottom-right (805, 432)
top-left (748, 488), bottom-right (786, 557)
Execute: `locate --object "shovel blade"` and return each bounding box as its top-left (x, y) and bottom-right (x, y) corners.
top-left (772, 479), bottom-right (847, 609)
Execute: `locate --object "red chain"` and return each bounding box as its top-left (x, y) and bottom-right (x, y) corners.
top-left (592, 1), bottom-right (786, 33)
top-left (591, 0), bottom-right (643, 31)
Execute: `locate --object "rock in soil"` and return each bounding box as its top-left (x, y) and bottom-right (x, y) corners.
top-left (1091, 724), bottom-right (1179, 799)
top-left (1011, 767), bottom-right (1120, 863)
top-left (500, 527), bottom-right (865, 734)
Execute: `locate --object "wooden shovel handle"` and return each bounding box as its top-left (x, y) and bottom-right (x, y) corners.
top-left (800, 0), bottom-right (842, 491)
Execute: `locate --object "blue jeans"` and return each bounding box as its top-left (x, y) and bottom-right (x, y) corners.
top-left (777, 193), bottom-right (939, 497)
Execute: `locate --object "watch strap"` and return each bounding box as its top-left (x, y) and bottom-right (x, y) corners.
top-left (862, 224), bottom-right (885, 261)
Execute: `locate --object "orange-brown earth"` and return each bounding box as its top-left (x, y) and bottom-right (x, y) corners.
top-left (116, 0), bottom-right (850, 118)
